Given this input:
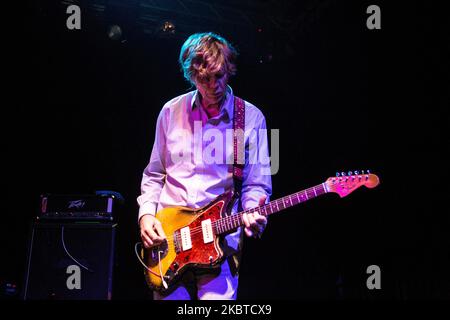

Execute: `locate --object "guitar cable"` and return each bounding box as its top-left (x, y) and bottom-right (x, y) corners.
top-left (134, 242), bottom-right (168, 289)
top-left (61, 226), bottom-right (94, 272)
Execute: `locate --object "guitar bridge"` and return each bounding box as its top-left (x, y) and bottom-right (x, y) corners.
top-left (173, 230), bottom-right (181, 253)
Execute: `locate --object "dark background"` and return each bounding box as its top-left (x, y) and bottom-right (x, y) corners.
top-left (2, 0), bottom-right (448, 300)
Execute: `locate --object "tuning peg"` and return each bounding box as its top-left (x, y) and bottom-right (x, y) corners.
top-left (348, 171), bottom-right (353, 176)
top-left (354, 170), bottom-right (359, 175)
top-left (341, 172), bottom-right (346, 176)
top-left (336, 172), bottom-right (340, 177)
top-left (367, 169), bottom-right (371, 174)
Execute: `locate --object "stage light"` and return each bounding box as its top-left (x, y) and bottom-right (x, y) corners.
top-left (107, 24), bottom-right (122, 41)
top-left (161, 21), bottom-right (176, 34)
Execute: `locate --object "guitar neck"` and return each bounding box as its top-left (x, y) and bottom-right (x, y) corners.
top-left (214, 183), bottom-right (328, 235)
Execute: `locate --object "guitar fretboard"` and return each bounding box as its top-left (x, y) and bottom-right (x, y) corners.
top-left (213, 183), bottom-right (328, 235)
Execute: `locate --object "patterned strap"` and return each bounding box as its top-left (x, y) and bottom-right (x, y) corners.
top-left (233, 97), bottom-right (245, 196)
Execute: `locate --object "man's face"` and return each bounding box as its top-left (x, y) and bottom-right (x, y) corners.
top-left (194, 71), bottom-right (229, 107)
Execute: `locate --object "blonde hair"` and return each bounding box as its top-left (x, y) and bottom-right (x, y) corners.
top-left (179, 32), bottom-right (238, 85)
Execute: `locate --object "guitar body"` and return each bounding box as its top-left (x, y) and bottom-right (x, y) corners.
top-left (143, 191), bottom-right (235, 292)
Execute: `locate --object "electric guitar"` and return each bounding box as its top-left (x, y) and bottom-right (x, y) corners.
top-left (141, 171), bottom-right (380, 292)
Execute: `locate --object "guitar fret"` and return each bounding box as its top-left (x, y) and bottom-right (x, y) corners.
top-left (313, 187), bottom-right (317, 197)
top-left (317, 185), bottom-right (323, 195)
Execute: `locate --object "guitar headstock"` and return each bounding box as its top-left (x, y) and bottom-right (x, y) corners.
top-left (325, 170), bottom-right (380, 198)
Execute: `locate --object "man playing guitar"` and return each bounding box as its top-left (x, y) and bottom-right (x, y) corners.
top-left (137, 32), bottom-right (272, 300)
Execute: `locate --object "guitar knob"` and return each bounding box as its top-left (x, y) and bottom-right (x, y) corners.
top-left (173, 262), bottom-right (179, 270)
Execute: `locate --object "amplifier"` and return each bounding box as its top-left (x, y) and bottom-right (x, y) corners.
top-left (23, 221), bottom-right (116, 300)
top-left (39, 191), bottom-right (123, 221)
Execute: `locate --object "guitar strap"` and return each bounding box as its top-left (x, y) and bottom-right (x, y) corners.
top-left (220, 96), bottom-right (245, 276)
top-left (232, 96), bottom-right (245, 204)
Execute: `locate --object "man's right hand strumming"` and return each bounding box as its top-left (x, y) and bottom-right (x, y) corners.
top-left (139, 214), bottom-right (167, 248)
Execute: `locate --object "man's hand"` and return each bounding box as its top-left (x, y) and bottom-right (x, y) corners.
top-left (242, 196), bottom-right (267, 238)
top-left (139, 214), bottom-right (167, 248)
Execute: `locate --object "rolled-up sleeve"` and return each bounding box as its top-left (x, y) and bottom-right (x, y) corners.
top-left (137, 107), bottom-right (168, 222)
top-left (240, 112), bottom-right (272, 210)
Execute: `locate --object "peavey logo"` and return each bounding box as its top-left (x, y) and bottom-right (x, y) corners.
top-left (68, 200), bottom-right (85, 209)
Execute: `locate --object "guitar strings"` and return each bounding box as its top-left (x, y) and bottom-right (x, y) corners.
top-left (159, 185), bottom-right (329, 242)
top-left (152, 177), bottom-right (367, 243)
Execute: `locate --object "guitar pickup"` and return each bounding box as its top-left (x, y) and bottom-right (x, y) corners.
top-left (180, 227), bottom-right (192, 251)
top-left (201, 219), bottom-right (214, 244)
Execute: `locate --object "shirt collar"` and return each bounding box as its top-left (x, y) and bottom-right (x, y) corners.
top-left (191, 85), bottom-right (234, 119)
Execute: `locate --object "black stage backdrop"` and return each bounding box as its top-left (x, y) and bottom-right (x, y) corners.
top-left (2, 0), bottom-right (448, 300)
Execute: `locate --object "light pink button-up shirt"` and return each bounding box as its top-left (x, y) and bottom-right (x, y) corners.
top-left (137, 86), bottom-right (272, 251)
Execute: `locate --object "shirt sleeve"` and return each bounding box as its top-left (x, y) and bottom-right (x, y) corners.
top-left (137, 107), bottom-right (168, 222)
top-left (240, 111), bottom-right (273, 210)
